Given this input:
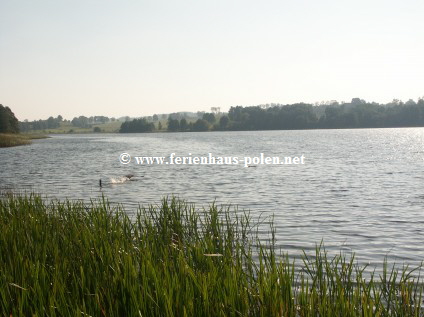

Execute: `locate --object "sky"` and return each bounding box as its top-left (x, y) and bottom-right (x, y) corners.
top-left (1, 0), bottom-right (423, 121)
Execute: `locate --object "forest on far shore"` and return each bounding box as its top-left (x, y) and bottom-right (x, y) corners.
top-left (3, 97), bottom-right (424, 134)
top-left (120, 97), bottom-right (424, 133)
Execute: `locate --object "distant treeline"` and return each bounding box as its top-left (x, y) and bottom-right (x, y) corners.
top-left (19, 115), bottom-right (63, 131)
top-left (10, 96), bottom-right (424, 134)
top-left (0, 104), bottom-right (19, 133)
top-left (19, 115), bottom-right (117, 132)
top-left (224, 98), bottom-right (424, 130)
top-left (119, 97), bottom-right (424, 133)
top-left (119, 113), bottom-right (217, 133)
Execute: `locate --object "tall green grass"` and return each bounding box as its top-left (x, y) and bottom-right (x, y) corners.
top-left (0, 194), bottom-right (422, 316)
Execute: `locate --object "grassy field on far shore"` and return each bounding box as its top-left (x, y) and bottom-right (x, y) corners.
top-left (24, 121), bottom-right (123, 134)
top-left (0, 194), bottom-right (423, 316)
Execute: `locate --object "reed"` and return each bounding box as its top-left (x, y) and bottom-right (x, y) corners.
top-left (0, 194), bottom-right (422, 316)
top-left (0, 134), bottom-right (31, 147)
top-left (0, 133), bottom-right (48, 147)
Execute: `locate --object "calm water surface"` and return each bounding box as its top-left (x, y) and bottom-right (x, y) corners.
top-left (1, 129), bottom-right (424, 268)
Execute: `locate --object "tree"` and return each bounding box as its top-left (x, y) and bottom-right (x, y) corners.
top-left (0, 104), bottom-right (20, 133)
top-left (351, 98), bottom-right (366, 105)
top-left (219, 116), bottom-right (229, 130)
top-left (47, 116), bottom-right (60, 129)
top-left (202, 113), bottom-right (216, 124)
top-left (192, 119), bottom-right (209, 132)
top-left (71, 116), bottom-right (91, 128)
top-left (405, 99), bottom-right (416, 106)
top-left (119, 118), bottom-right (155, 133)
top-left (169, 113), bottom-right (181, 120)
top-left (167, 118), bottom-right (180, 132)
top-left (180, 118), bottom-right (188, 131)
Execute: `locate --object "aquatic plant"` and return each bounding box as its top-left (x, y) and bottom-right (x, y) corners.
top-left (0, 133), bottom-right (31, 147)
top-left (0, 194), bottom-right (422, 316)
top-left (0, 133), bottom-right (48, 148)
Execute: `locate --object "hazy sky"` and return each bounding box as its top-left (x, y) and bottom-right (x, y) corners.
top-left (1, 0), bottom-right (423, 121)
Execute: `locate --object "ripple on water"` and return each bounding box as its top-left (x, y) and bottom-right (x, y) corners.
top-left (1, 129), bottom-right (424, 271)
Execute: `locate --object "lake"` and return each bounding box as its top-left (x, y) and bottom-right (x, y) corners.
top-left (1, 128), bottom-right (424, 269)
